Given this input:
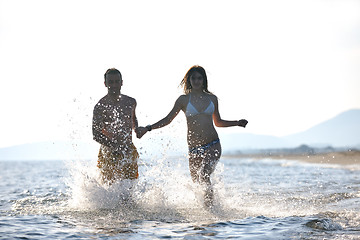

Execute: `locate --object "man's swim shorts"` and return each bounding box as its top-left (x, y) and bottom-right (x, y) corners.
top-left (97, 143), bottom-right (139, 183)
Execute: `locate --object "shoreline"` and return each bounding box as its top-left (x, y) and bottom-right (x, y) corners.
top-left (226, 150), bottom-right (360, 166)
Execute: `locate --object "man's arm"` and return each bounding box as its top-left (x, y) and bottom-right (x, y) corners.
top-left (132, 100), bottom-right (138, 130)
top-left (92, 103), bottom-right (116, 148)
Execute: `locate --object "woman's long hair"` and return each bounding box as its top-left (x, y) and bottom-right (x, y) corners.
top-left (180, 65), bottom-right (211, 94)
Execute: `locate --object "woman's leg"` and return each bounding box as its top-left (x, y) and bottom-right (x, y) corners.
top-left (188, 142), bottom-right (222, 206)
top-left (201, 142), bottom-right (221, 184)
top-left (189, 155), bottom-right (202, 183)
top-left (201, 142), bottom-right (221, 207)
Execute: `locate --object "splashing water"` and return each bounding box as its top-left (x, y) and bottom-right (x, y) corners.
top-left (65, 155), bottom-right (227, 219)
top-left (2, 154), bottom-right (360, 239)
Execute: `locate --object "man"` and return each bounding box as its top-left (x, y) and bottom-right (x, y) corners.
top-left (92, 68), bottom-right (139, 184)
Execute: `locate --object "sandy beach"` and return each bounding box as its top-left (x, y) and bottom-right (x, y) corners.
top-left (230, 150), bottom-right (360, 166)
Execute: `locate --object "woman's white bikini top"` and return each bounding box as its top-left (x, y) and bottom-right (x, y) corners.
top-left (185, 95), bottom-right (215, 117)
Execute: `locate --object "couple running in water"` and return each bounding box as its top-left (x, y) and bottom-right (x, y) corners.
top-left (92, 66), bottom-right (248, 207)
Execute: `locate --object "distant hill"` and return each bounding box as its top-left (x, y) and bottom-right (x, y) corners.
top-left (1, 109), bottom-right (359, 160)
top-left (220, 109), bottom-right (360, 153)
top-left (284, 109), bottom-right (360, 147)
top-left (219, 133), bottom-right (291, 152)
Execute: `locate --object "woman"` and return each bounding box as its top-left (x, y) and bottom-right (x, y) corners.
top-left (136, 65), bottom-right (248, 207)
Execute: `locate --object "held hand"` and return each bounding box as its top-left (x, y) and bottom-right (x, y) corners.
top-left (238, 119), bottom-right (248, 128)
top-left (136, 127), bottom-right (148, 139)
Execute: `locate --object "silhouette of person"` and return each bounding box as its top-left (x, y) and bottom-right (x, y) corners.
top-left (92, 68), bottom-right (140, 184)
top-left (137, 65), bottom-right (248, 207)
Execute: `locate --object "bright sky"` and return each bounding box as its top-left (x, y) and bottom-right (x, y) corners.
top-left (0, 0), bottom-right (359, 148)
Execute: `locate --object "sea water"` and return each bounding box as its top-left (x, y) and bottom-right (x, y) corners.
top-left (1, 155), bottom-right (360, 239)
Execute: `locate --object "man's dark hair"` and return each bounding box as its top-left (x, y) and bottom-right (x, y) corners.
top-left (104, 68), bottom-right (122, 80)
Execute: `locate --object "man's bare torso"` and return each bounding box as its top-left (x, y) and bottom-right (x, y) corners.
top-left (93, 94), bottom-right (136, 152)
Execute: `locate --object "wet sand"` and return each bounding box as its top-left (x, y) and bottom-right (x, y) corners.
top-left (230, 150), bottom-right (360, 165)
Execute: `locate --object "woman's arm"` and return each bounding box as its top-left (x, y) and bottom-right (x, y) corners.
top-left (136, 96), bottom-right (185, 138)
top-left (212, 95), bottom-right (248, 128)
